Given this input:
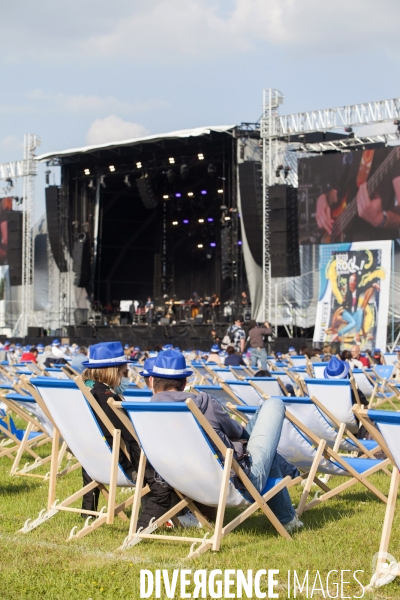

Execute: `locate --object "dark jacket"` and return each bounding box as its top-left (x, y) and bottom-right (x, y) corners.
top-left (151, 390), bottom-right (251, 490)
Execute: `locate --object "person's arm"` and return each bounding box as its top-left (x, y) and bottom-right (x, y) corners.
top-left (211, 397), bottom-right (247, 439)
top-left (315, 189), bottom-right (337, 235)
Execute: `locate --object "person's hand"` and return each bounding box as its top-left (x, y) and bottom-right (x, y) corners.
top-left (316, 194), bottom-right (334, 235)
top-left (264, 321), bottom-right (270, 328)
top-left (357, 182), bottom-right (383, 226)
top-left (372, 282), bottom-right (381, 292)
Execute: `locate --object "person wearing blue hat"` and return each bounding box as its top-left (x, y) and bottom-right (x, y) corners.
top-left (324, 356), bottom-right (368, 416)
top-left (141, 350), bottom-right (301, 533)
top-left (206, 344), bottom-right (224, 366)
top-left (80, 342), bottom-right (140, 515)
top-left (372, 348), bottom-right (383, 365)
top-left (140, 357), bottom-right (157, 389)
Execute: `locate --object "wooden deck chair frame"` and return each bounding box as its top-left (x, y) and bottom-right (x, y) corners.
top-left (114, 398), bottom-right (293, 558)
top-left (19, 376), bottom-right (149, 541)
top-left (353, 406), bottom-right (400, 586)
top-left (227, 403), bottom-right (390, 515)
top-left (249, 378), bottom-right (290, 400)
top-left (284, 367), bottom-right (307, 396)
top-left (190, 364), bottom-right (210, 386)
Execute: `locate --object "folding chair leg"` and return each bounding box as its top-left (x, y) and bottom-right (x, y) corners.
top-left (376, 467), bottom-right (400, 575)
top-left (10, 421), bottom-right (34, 474)
top-left (322, 423), bottom-right (345, 485)
top-left (127, 450), bottom-right (147, 541)
top-left (212, 448), bottom-right (233, 552)
top-left (297, 440), bottom-right (326, 516)
top-left (48, 428), bottom-right (60, 511)
top-left (106, 429), bottom-right (121, 525)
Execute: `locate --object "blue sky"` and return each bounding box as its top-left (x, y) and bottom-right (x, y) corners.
top-left (1, 0), bottom-right (399, 216)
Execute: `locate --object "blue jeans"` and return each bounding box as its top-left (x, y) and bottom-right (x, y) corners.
top-left (340, 308), bottom-right (363, 336)
top-left (250, 347), bottom-right (267, 370)
top-left (245, 398), bottom-right (295, 525)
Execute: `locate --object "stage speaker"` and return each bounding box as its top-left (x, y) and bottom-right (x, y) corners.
top-left (195, 314), bottom-right (204, 324)
top-left (73, 234), bottom-right (91, 288)
top-left (28, 327), bottom-right (44, 337)
top-left (136, 175), bottom-right (158, 210)
top-left (160, 317), bottom-right (170, 325)
top-left (45, 185), bottom-right (68, 272)
top-left (74, 308), bottom-right (88, 325)
top-left (238, 161), bottom-right (263, 266)
top-left (269, 185), bottom-right (300, 278)
top-left (8, 211), bottom-right (23, 286)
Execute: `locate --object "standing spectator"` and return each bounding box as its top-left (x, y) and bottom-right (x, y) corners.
top-left (70, 346), bottom-right (88, 374)
top-left (224, 345), bottom-right (246, 367)
top-left (222, 317), bottom-right (246, 354)
top-left (247, 320), bottom-right (272, 371)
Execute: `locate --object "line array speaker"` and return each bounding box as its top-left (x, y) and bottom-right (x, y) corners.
top-left (72, 234), bottom-right (91, 288)
top-left (269, 185), bottom-right (300, 278)
top-left (7, 211), bottom-right (23, 286)
top-left (136, 175), bottom-right (158, 210)
top-left (45, 185), bottom-right (68, 272)
top-left (238, 161), bottom-right (263, 266)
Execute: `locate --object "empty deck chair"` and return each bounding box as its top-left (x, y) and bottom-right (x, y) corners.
top-left (18, 377), bottom-right (148, 540)
top-left (208, 368), bottom-right (234, 383)
top-left (233, 404), bottom-right (389, 515)
top-left (193, 385), bottom-right (233, 407)
top-left (383, 353), bottom-right (398, 366)
top-left (354, 407), bottom-right (400, 589)
top-left (246, 377), bottom-right (289, 398)
top-left (190, 364), bottom-right (214, 385)
top-left (304, 378), bottom-right (360, 434)
top-left (118, 399), bottom-right (292, 557)
top-left (288, 356), bottom-right (307, 368)
top-left (222, 380), bottom-right (264, 406)
top-left (311, 362), bottom-right (329, 379)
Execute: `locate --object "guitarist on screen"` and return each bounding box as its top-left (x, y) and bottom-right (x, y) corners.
top-left (315, 148), bottom-right (400, 241)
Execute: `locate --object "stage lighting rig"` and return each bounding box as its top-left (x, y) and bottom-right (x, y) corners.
top-left (198, 153), bottom-right (204, 160)
top-left (198, 218), bottom-right (204, 223)
top-left (275, 165), bottom-right (283, 178)
top-left (169, 157), bottom-right (175, 164)
top-left (200, 190), bottom-right (207, 195)
top-left (109, 165), bottom-right (115, 172)
top-left (45, 170), bottom-right (51, 185)
top-left (124, 175), bottom-right (131, 187)
top-left (197, 244), bottom-right (203, 248)
top-left (284, 166), bottom-right (291, 178)
top-left (163, 194), bottom-right (169, 199)
top-left (84, 168), bottom-right (90, 175)
top-left (172, 221), bottom-right (178, 225)
top-left (136, 161), bottom-right (142, 169)
top-left (187, 192), bottom-right (194, 197)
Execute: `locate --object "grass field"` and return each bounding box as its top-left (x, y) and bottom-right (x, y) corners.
top-left (1, 430), bottom-right (400, 599)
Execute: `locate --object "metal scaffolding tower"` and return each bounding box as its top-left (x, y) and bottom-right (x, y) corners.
top-left (260, 91), bottom-right (400, 321)
top-left (0, 134), bottom-right (41, 337)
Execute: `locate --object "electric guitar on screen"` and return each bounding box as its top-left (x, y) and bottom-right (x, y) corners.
top-left (320, 146), bottom-right (400, 243)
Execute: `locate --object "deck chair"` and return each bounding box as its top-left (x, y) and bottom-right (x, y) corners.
top-left (311, 362), bottom-right (329, 379)
top-left (246, 377), bottom-right (289, 398)
top-left (233, 404), bottom-right (390, 515)
top-left (383, 353), bottom-right (398, 366)
top-left (208, 367), bottom-right (234, 383)
top-left (194, 385), bottom-right (233, 407)
top-left (222, 380), bottom-right (264, 406)
top-left (304, 378), bottom-right (360, 434)
top-left (18, 377), bottom-right (149, 540)
top-left (288, 356), bottom-right (307, 367)
top-left (123, 389), bottom-right (152, 401)
top-left (352, 369), bottom-right (376, 399)
top-left (354, 407), bottom-right (400, 589)
top-left (190, 364), bottom-right (213, 385)
top-left (118, 399), bottom-right (292, 557)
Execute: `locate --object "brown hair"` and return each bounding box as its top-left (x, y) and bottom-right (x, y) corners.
top-left (152, 377), bottom-right (186, 393)
top-left (82, 367), bottom-right (121, 388)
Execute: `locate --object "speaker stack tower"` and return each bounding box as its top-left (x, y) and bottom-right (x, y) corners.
top-left (7, 211), bottom-right (23, 286)
top-left (269, 185), bottom-right (300, 278)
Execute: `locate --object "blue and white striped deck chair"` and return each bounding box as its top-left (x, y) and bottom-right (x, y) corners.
top-left (123, 389), bottom-right (152, 401)
top-left (19, 378), bottom-right (148, 540)
top-left (374, 365), bottom-right (395, 382)
top-left (222, 380), bottom-right (264, 406)
top-left (119, 399), bottom-right (292, 557)
top-left (354, 407), bottom-right (400, 588)
top-left (304, 378), bottom-right (359, 435)
top-left (193, 385), bottom-right (234, 407)
top-left (234, 404), bottom-right (389, 515)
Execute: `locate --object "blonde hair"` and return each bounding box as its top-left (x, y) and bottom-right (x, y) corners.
top-left (82, 367), bottom-right (121, 388)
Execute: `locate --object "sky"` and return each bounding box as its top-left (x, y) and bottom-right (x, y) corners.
top-left (1, 0), bottom-right (400, 217)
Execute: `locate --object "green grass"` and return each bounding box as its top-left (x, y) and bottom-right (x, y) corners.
top-left (1, 433), bottom-right (400, 598)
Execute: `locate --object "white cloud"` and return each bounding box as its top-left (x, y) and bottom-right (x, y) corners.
top-left (0, 135), bottom-right (23, 153)
top-left (86, 115), bottom-right (150, 145)
top-left (28, 90), bottom-right (167, 115)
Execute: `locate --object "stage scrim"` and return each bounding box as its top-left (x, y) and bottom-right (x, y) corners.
top-left (314, 241), bottom-right (392, 350)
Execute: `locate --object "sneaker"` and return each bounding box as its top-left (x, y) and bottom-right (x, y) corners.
top-left (178, 511), bottom-right (203, 528)
top-left (283, 515), bottom-right (304, 534)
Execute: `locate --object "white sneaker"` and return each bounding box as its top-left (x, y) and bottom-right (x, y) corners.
top-left (283, 515), bottom-right (304, 534)
top-left (178, 511), bottom-right (203, 528)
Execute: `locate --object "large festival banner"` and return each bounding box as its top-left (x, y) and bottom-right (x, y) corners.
top-left (314, 240), bottom-right (392, 350)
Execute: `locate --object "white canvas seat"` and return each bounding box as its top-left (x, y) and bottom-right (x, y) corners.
top-left (234, 404), bottom-right (389, 515)
top-left (18, 377), bottom-right (147, 540)
top-left (289, 356), bottom-right (307, 367)
top-left (303, 378), bottom-right (359, 434)
top-left (245, 377), bottom-right (286, 398)
top-left (222, 380), bottom-right (263, 406)
top-left (119, 399), bottom-right (292, 557)
top-left (383, 353), bottom-right (398, 366)
top-left (209, 368), bottom-right (234, 383)
top-left (193, 385), bottom-right (233, 407)
top-left (311, 363), bottom-right (329, 379)
top-left (352, 369), bottom-right (375, 397)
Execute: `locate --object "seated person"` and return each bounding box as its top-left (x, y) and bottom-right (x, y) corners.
top-left (206, 344), bottom-right (224, 366)
top-left (145, 349), bottom-right (302, 533)
top-left (70, 346), bottom-right (88, 373)
top-left (20, 345), bottom-right (38, 363)
top-left (224, 345), bottom-right (246, 367)
top-left (255, 368), bottom-right (295, 396)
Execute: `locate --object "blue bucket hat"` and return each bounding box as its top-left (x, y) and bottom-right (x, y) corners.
top-left (37, 343), bottom-right (44, 349)
top-left (82, 342), bottom-right (132, 369)
top-left (394, 346), bottom-right (400, 352)
top-left (288, 346), bottom-right (295, 352)
top-left (124, 344), bottom-right (130, 350)
top-left (140, 356), bottom-right (157, 377)
top-left (210, 344), bottom-right (220, 353)
top-left (134, 347), bottom-right (140, 351)
top-left (146, 349), bottom-right (193, 379)
top-left (163, 344), bottom-right (173, 351)
top-left (52, 339), bottom-right (60, 346)
top-left (324, 356), bottom-right (350, 380)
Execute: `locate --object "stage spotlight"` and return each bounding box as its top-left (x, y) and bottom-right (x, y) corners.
top-left (88, 179), bottom-right (94, 189)
top-left (180, 164), bottom-right (189, 179)
top-left (167, 169), bottom-right (176, 184)
top-left (136, 161), bottom-right (142, 169)
top-left (200, 190), bottom-right (207, 195)
top-left (284, 166), bottom-right (291, 178)
top-left (84, 168), bottom-right (90, 175)
top-left (5, 178), bottom-right (13, 189)
top-left (169, 157), bottom-right (175, 164)
top-left (100, 175), bottom-right (106, 188)
top-left (198, 153), bottom-right (204, 160)
top-left (172, 221), bottom-right (178, 225)
top-left (109, 165), bottom-right (115, 172)
top-left (207, 164), bottom-right (216, 177)
top-left (45, 170), bottom-right (51, 185)
top-left (163, 194), bottom-right (169, 199)
top-left (175, 192), bottom-right (182, 198)
top-left (210, 242), bottom-right (216, 248)
top-left (238, 241), bottom-right (242, 245)
top-left (187, 192), bottom-right (194, 197)
top-left (345, 127), bottom-right (353, 133)
top-left (198, 218), bottom-right (204, 223)
top-left (197, 244), bottom-right (203, 248)
top-left (217, 189), bottom-right (223, 194)
top-left (224, 216), bottom-right (231, 221)
top-left (183, 219), bottom-right (189, 224)
top-left (124, 175), bottom-right (131, 187)
top-left (207, 217), bottom-right (214, 222)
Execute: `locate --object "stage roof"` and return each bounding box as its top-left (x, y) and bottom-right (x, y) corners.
top-left (36, 125), bottom-right (236, 162)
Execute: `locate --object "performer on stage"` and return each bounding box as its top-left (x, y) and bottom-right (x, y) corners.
top-left (145, 297), bottom-right (154, 325)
